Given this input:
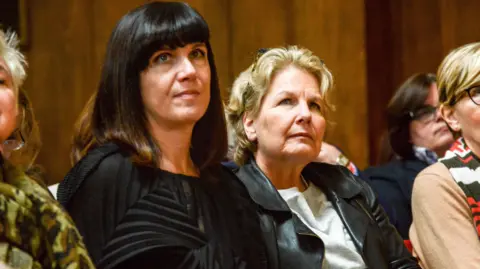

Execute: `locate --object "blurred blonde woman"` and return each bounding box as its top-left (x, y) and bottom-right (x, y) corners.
top-left (227, 46), bottom-right (419, 269)
top-left (409, 42), bottom-right (480, 268)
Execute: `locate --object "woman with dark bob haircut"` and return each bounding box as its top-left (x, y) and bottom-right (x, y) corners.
top-left (57, 2), bottom-right (268, 269)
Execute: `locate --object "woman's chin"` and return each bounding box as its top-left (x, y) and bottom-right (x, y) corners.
top-left (282, 150), bottom-right (318, 164)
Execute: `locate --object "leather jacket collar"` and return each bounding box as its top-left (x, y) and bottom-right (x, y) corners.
top-left (235, 159), bottom-right (420, 269)
top-left (236, 159), bottom-right (364, 212)
top-left (236, 159), bottom-right (370, 253)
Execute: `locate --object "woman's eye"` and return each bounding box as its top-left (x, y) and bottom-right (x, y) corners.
top-left (190, 49), bottom-right (206, 59)
top-left (310, 102), bottom-right (321, 111)
top-left (153, 53), bottom-right (172, 64)
top-left (279, 98), bottom-right (293, 105)
top-left (471, 86), bottom-right (480, 96)
top-left (0, 79), bottom-right (5, 85)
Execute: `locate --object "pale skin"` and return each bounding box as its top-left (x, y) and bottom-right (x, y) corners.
top-left (315, 141), bottom-right (342, 164)
top-left (0, 263), bottom-right (12, 269)
top-left (140, 42), bottom-right (210, 177)
top-left (244, 65), bottom-right (326, 191)
top-left (442, 88), bottom-right (480, 156)
top-left (410, 83), bottom-right (453, 156)
top-left (0, 59), bottom-right (18, 155)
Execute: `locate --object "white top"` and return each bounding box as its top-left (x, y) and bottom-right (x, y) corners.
top-left (48, 183), bottom-right (59, 200)
top-left (278, 184), bottom-right (367, 269)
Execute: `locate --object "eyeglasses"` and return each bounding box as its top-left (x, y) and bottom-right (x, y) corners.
top-left (3, 129), bottom-right (25, 152)
top-left (465, 86), bottom-right (480, 106)
top-left (449, 85), bottom-right (480, 106)
top-left (408, 105), bottom-right (438, 123)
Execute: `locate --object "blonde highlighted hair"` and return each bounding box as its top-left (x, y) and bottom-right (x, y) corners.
top-left (438, 42), bottom-right (480, 106)
top-left (0, 30), bottom-right (27, 95)
top-left (226, 46), bottom-right (334, 165)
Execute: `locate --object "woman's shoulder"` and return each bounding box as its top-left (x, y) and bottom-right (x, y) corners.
top-left (58, 142), bottom-right (155, 209)
top-left (413, 162), bottom-right (461, 197)
top-left (416, 162), bottom-right (450, 178)
top-left (414, 162), bottom-right (455, 190)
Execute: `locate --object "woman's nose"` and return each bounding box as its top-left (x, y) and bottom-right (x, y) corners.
top-left (177, 58), bottom-right (196, 81)
top-left (296, 102), bottom-right (312, 123)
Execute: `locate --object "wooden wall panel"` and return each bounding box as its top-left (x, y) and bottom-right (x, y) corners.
top-left (293, 0), bottom-right (369, 168)
top-left (24, 0), bottom-right (95, 184)
top-left (229, 0), bottom-right (290, 81)
top-left (439, 0), bottom-right (480, 52)
top-left (365, 0), bottom-right (480, 164)
top-left (396, 1), bottom-right (443, 84)
top-left (24, 0), bottom-right (373, 183)
top-left (92, 1), bottom-right (147, 80)
top-left (365, 0), bottom-right (395, 164)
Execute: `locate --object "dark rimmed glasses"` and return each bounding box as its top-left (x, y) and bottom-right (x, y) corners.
top-left (408, 105), bottom-right (438, 123)
top-left (449, 85), bottom-right (480, 106)
top-left (465, 86), bottom-right (480, 105)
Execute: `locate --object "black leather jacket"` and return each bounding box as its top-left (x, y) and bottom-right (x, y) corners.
top-left (235, 160), bottom-right (420, 269)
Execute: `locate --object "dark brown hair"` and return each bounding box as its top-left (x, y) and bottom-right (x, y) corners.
top-left (71, 2), bottom-right (227, 169)
top-left (382, 73), bottom-right (437, 162)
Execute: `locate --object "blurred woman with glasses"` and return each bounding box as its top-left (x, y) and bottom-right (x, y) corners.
top-left (361, 73), bottom-right (454, 239)
top-left (409, 43), bottom-right (480, 268)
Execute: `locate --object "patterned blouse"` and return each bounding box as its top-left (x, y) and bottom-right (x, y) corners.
top-left (0, 156), bottom-right (95, 269)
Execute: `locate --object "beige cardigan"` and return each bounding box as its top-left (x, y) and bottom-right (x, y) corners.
top-left (409, 162), bottom-right (480, 269)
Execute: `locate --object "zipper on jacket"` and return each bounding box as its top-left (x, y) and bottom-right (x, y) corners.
top-left (354, 199), bottom-right (375, 223)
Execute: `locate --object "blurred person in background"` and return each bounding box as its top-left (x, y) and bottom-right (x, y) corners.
top-left (361, 73), bottom-right (454, 239)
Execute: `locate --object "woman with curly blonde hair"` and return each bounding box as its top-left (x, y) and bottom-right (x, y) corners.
top-left (226, 46), bottom-right (418, 269)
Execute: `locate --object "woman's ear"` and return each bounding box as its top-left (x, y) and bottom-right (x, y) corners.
top-left (243, 112), bottom-right (257, 142)
top-left (440, 104), bottom-right (461, 132)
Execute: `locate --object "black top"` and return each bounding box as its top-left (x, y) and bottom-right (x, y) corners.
top-left (58, 143), bottom-right (267, 269)
top-left (360, 159), bottom-right (429, 239)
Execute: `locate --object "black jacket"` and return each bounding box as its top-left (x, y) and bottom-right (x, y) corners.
top-left (58, 143), bottom-right (268, 269)
top-left (360, 159), bottom-right (428, 239)
top-left (235, 160), bottom-right (420, 269)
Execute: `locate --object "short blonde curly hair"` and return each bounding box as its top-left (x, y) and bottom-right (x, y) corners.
top-left (438, 42), bottom-right (480, 107)
top-left (0, 30), bottom-right (27, 96)
top-left (226, 46), bottom-right (334, 165)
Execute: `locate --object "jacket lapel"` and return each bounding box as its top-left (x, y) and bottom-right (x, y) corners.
top-left (236, 160), bottom-right (320, 238)
top-left (328, 191), bottom-right (370, 253)
top-left (235, 160), bottom-right (292, 212)
top-left (237, 160), bottom-right (374, 256)
top-left (304, 163), bottom-right (371, 253)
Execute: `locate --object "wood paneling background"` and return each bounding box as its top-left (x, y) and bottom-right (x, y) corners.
top-left (22, 0), bottom-right (368, 184)
top-left (23, 0), bottom-right (480, 184)
top-left (365, 0), bottom-right (480, 164)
